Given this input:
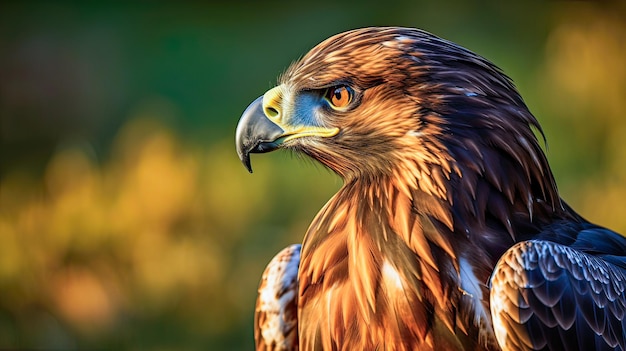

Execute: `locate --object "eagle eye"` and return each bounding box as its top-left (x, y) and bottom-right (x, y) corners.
top-left (324, 85), bottom-right (353, 110)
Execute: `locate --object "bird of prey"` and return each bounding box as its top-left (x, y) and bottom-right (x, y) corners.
top-left (235, 27), bottom-right (626, 351)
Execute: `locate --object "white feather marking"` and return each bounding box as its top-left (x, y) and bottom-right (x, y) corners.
top-left (459, 257), bottom-right (489, 326)
top-left (258, 245), bottom-right (300, 347)
top-left (382, 35), bottom-right (413, 48)
top-left (407, 130), bottom-right (424, 138)
top-left (382, 259), bottom-right (404, 290)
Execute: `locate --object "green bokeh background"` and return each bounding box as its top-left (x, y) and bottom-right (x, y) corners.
top-left (1, 1), bottom-right (625, 350)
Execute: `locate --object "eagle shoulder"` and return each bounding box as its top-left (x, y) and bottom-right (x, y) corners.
top-left (254, 244), bottom-right (301, 351)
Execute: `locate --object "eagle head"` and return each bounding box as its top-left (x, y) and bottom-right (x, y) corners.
top-left (238, 27), bottom-right (438, 178)
top-left (236, 27), bottom-right (560, 215)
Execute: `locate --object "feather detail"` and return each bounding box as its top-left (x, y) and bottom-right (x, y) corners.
top-left (491, 239), bottom-right (626, 351)
top-left (255, 244), bottom-right (301, 351)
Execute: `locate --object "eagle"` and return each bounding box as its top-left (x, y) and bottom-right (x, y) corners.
top-left (235, 27), bottom-right (626, 351)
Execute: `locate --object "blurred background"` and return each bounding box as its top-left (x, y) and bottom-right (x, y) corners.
top-left (0, 1), bottom-right (625, 349)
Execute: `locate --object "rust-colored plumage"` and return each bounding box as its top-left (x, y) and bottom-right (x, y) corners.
top-left (238, 27), bottom-right (626, 350)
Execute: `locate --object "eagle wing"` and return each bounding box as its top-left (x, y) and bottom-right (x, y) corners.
top-left (490, 231), bottom-right (626, 351)
top-left (254, 244), bottom-right (300, 351)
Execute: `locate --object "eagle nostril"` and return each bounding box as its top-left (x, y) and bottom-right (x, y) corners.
top-left (265, 106), bottom-right (279, 118)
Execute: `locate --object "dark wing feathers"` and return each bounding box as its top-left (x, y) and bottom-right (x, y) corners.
top-left (491, 238), bottom-right (626, 351)
top-left (254, 244), bottom-right (301, 351)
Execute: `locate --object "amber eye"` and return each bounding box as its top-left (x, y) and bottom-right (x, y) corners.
top-left (325, 85), bottom-right (353, 109)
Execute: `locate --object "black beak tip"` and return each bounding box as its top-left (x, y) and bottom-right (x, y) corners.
top-left (242, 153), bottom-right (253, 173)
top-left (235, 141), bottom-right (254, 173)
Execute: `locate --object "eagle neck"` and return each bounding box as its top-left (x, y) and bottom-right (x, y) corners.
top-left (299, 173), bottom-right (474, 345)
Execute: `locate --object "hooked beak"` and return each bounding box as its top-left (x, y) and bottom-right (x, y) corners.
top-left (235, 86), bottom-right (339, 173)
top-left (235, 96), bottom-right (285, 173)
